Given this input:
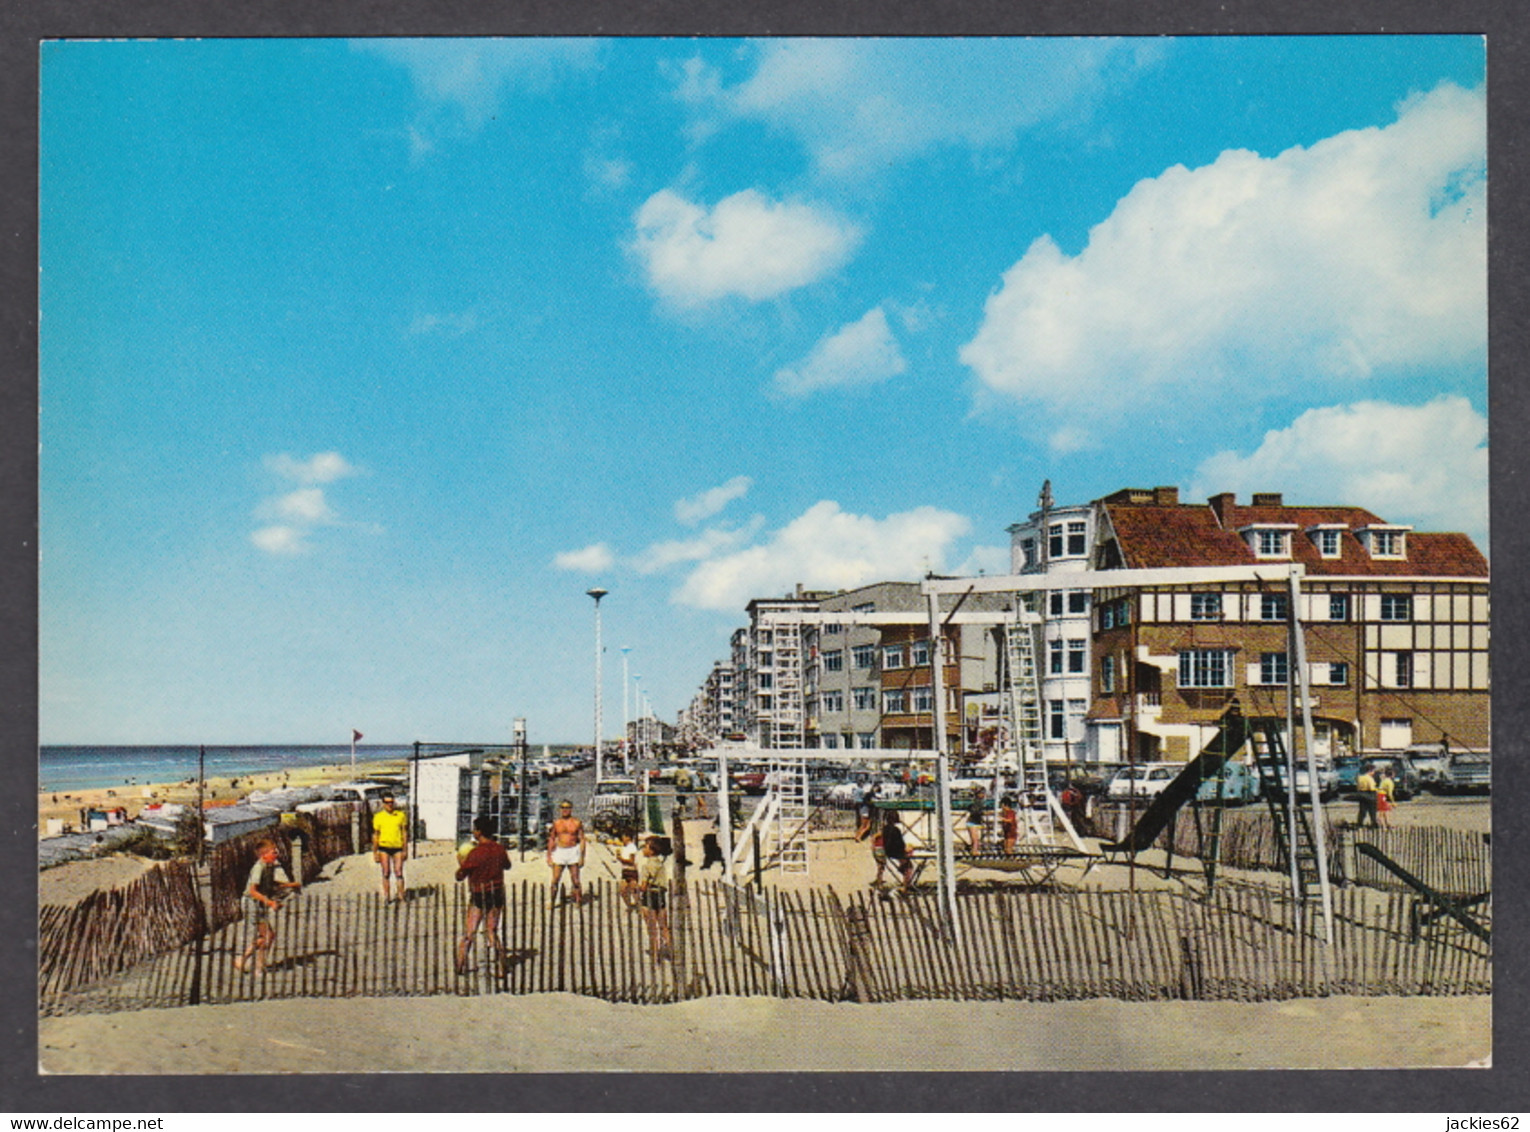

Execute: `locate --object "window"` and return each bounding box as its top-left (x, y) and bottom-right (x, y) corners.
top-left (824, 623), bottom-right (842, 635)
top-left (1068, 591), bottom-right (1089, 614)
top-left (822, 649), bottom-right (843, 673)
top-left (911, 641), bottom-right (930, 666)
top-left (1329, 594), bottom-right (1350, 621)
top-left (1116, 599), bottom-right (1131, 626)
top-left (852, 687), bottom-right (877, 711)
top-left (1379, 718), bottom-right (1413, 750)
top-left (1259, 652), bottom-right (1289, 686)
top-left (1260, 593), bottom-right (1289, 622)
top-left (1048, 699), bottom-right (1066, 740)
top-left (1049, 591), bottom-right (1064, 617)
top-left (883, 646), bottom-right (904, 670)
top-left (1254, 529), bottom-right (1290, 558)
top-left (1067, 699), bottom-right (1087, 741)
top-left (1372, 530), bottom-right (1405, 557)
top-left (1191, 593), bottom-right (1223, 621)
top-left (1328, 661), bottom-right (1349, 686)
top-left (1049, 523), bottom-right (1065, 558)
top-left (1021, 538), bottom-right (1037, 568)
top-left (1067, 639), bottom-right (1087, 674)
top-left (1393, 651), bottom-right (1413, 688)
top-left (852, 603), bottom-right (875, 614)
top-left (1100, 656), bottom-right (1115, 694)
top-left (912, 686), bottom-right (934, 713)
top-left (758, 672), bottom-right (773, 690)
top-left (883, 689), bottom-right (907, 713)
top-left (1314, 529), bottom-right (1341, 558)
top-left (1179, 649), bottom-right (1234, 688)
top-left (758, 651), bottom-right (773, 668)
top-left (852, 645), bottom-right (876, 669)
top-left (1049, 640), bottom-right (1064, 675)
top-left (1067, 521), bottom-right (1087, 556)
top-left (820, 690), bottom-right (844, 713)
top-left (821, 733), bottom-right (839, 749)
top-left (1101, 605), bottom-right (1115, 631)
top-left (1380, 594), bottom-right (1413, 622)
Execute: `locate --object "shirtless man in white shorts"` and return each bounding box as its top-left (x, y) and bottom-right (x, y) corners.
top-left (546, 800), bottom-right (586, 906)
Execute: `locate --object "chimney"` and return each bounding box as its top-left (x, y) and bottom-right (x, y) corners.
top-left (1251, 492), bottom-right (1284, 507)
top-left (1208, 492), bottom-right (1236, 525)
top-left (1153, 486), bottom-right (1180, 506)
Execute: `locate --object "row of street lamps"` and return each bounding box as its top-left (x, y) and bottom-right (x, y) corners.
top-left (587, 586), bottom-right (658, 780)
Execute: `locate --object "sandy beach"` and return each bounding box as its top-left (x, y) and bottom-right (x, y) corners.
top-left (37, 991), bottom-right (1489, 1074)
top-left (37, 757), bottom-right (408, 835)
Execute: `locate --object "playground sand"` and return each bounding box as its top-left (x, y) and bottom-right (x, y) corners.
top-left (37, 990), bottom-right (1489, 1074)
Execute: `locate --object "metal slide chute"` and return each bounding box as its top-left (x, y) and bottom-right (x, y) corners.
top-left (1102, 707), bottom-right (1251, 855)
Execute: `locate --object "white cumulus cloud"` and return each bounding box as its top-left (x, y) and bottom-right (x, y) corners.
top-left (689, 39), bottom-right (1158, 177)
top-left (554, 543), bottom-right (616, 573)
top-left (959, 83), bottom-right (1485, 424)
top-left (252, 450), bottom-right (369, 556)
top-left (251, 525), bottom-right (308, 556)
top-left (265, 451), bottom-right (358, 485)
top-left (629, 188), bottom-right (862, 307)
top-left (673, 501), bottom-right (972, 611)
top-left (259, 488), bottom-right (336, 525)
top-left (633, 520), bottom-right (765, 574)
top-left (1190, 396), bottom-right (1488, 548)
top-left (674, 476), bottom-right (754, 525)
top-left (774, 307), bottom-right (908, 397)
top-left (352, 39), bottom-right (600, 128)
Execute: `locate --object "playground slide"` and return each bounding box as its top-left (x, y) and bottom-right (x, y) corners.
top-left (1102, 711), bottom-right (1251, 854)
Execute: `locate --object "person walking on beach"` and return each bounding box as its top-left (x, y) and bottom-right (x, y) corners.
top-left (455, 817), bottom-right (511, 976)
top-left (547, 800), bottom-right (586, 906)
top-left (638, 833), bottom-right (672, 961)
top-left (964, 787), bottom-right (987, 855)
top-left (372, 791), bottom-right (408, 902)
top-left (1355, 765), bottom-right (1380, 828)
top-left (1376, 766), bottom-right (1397, 830)
top-left (699, 820), bottom-right (724, 870)
top-left (880, 814), bottom-right (914, 893)
top-left (235, 840), bottom-right (300, 976)
top-left (999, 794), bottom-right (1019, 855)
top-left (616, 828), bottom-right (641, 909)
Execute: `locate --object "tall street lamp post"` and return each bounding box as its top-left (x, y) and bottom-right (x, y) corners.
top-left (587, 587), bottom-right (609, 784)
top-left (621, 646), bottom-right (632, 773)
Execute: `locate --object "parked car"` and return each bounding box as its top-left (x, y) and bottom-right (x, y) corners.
top-left (1194, 761), bottom-right (1261, 805)
top-left (1333, 755), bottom-right (1366, 793)
top-left (1257, 761), bottom-right (1339, 802)
top-left (1404, 743), bottom-right (1451, 789)
top-left (1105, 763), bottom-right (1180, 802)
top-left (1369, 754), bottom-right (1423, 800)
top-left (1439, 750), bottom-right (1491, 794)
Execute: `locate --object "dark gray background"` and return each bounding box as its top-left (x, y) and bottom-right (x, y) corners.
top-left (3, 0), bottom-right (1524, 1113)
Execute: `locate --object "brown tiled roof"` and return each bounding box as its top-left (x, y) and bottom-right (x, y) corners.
top-left (1101, 498), bottom-right (1488, 578)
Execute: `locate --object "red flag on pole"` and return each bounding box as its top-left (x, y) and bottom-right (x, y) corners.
top-left (353, 729), bottom-right (363, 742)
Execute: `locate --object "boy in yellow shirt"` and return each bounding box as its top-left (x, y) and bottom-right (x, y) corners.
top-left (372, 791), bottom-right (409, 901)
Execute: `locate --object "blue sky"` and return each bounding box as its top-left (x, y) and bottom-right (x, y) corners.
top-left (39, 36), bottom-right (1487, 745)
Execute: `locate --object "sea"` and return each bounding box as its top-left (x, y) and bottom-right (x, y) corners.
top-left (38, 745), bottom-right (420, 794)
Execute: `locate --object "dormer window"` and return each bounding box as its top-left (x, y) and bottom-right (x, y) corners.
top-left (1357, 524), bottom-right (1410, 560)
top-left (1307, 524), bottom-right (1346, 559)
top-left (1240, 524), bottom-right (1297, 559)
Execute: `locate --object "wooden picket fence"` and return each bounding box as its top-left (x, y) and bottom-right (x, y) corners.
top-left (1154, 811), bottom-right (1490, 898)
top-left (40, 876), bottom-right (1489, 1017)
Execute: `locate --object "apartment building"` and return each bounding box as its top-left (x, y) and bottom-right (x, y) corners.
top-left (738, 589), bottom-right (830, 748)
top-left (1007, 485), bottom-right (1097, 762)
top-left (1088, 487), bottom-right (1490, 763)
top-left (803, 581), bottom-right (1008, 753)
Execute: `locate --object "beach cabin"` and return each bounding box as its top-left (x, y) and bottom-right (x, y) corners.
top-left (409, 748), bottom-right (486, 842)
top-left (202, 804), bottom-right (278, 845)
